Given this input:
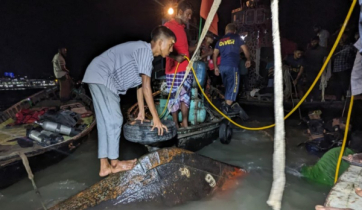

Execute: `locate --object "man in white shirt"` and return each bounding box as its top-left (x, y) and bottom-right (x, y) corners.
top-left (314, 25), bottom-right (330, 48)
top-left (52, 47), bottom-right (72, 102)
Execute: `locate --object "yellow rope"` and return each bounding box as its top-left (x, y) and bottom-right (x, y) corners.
top-left (334, 95), bottom-right (354, 183)
top-left (180, 0), bottom-right (356, 131)
top-left (158, 62), bottom-right (180, 118)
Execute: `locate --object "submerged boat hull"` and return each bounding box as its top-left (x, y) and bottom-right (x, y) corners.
top-left (49, 148), bottom-right (246, 210)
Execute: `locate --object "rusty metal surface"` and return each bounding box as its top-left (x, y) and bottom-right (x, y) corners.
top-left (49, 148), bottom-right (246, 210)
top-left (325, 165), bottom-right (362, 209)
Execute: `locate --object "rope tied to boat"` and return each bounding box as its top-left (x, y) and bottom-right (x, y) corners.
top-left (12, 151), bottom-right (47, 210)
top-left (266, 0), bottom-right (285, 209)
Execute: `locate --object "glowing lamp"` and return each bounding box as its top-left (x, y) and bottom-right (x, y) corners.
top-left (168, 7), bottom-right (174, 15)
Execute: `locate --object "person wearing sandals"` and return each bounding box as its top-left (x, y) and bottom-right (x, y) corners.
top-left (301, 130), bottom-right (362, 186)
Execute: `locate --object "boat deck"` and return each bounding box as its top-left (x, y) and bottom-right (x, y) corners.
top-left (325, 165), bottom-right (362, 209)
top-left (0, 99), bottom-right (94, 166)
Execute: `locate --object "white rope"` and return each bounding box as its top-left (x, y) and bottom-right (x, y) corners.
top-left (267, 0), bottom-right (286, 209)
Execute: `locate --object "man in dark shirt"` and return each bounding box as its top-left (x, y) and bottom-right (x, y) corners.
top-left (213, 23), bottom-right (251, 114)
top-left (304, 36), bottom-right (328, 101)
top-left (284, 48), bottom-right (305, 98)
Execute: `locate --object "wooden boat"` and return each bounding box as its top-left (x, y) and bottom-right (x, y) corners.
top-left (49, 147), bottom-right (246, 210)
top-left (324, 165), bottom-right (362, 209)
top-left (126, 90), bottom-right (236, 152)
top-left (0, 86), bottom-right (96, 189)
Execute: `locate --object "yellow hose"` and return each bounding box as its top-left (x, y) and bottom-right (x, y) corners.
top-left (158, 63), bottom-right (180, 118)
top-left (334, 95), bottom-right (354, 183)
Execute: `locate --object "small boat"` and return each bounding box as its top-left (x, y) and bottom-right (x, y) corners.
top-left (127, 61), bottom-right (247, 151)
top-left (0, 86), bottom-right (96, 189)
top-left (49, 147), bottom-right (246, 210)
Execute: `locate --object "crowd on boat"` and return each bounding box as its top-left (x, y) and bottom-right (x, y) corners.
top-left (50, 2), bottom-right (362, 209)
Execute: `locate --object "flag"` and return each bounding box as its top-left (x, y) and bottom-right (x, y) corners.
top-left (200, 0), bottom-right (219, 35)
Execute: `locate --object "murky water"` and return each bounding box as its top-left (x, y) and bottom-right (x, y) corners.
top-left (0, 119), bottom-right (331, 210)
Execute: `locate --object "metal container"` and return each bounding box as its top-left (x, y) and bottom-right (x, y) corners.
top-left (28, 130), bottom-right (51, 146)
top-left (40, 130), bottom-right (64, 143)
top-left (192, 61), bottom-right (207, 89)
top-left (35, 121), bottom-right (79, 137)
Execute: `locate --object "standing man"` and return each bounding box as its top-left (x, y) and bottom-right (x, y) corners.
top-left (163, 0), bottom-right (193, 129)
top-left (52, 47), bottom-right (72, 102)
top-left (82, 26), bottom-right (175, 177)
top-left (304, 36), bottom-right (328, 101)
top-left (351, 38), bottom-right (362, 97)
top-left (313, 25), bottom-right (330, 48)
top-left (332, 33), bottom-right (356, 101)
top-left (213, 23), bottom-right (251, 114)
top-left (283, 48), bottom-right (305, 98)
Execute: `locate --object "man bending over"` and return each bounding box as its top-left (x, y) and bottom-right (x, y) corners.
top-left (82, 26), bottom-right (175, 177)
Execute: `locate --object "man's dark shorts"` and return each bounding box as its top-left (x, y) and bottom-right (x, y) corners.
top-left (219, 65), bottom-right (240, 101)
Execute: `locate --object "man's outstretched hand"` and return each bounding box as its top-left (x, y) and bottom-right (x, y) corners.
top-left (151, 118), bottom-right (168, 136)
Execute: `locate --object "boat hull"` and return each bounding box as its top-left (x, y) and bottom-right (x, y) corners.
top-left (49, 147), bottom-right (246, 210)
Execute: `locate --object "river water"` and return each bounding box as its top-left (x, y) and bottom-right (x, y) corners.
top-left (0, 118), bottom-right (331, 210)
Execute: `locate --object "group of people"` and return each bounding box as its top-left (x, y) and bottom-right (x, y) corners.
top-left (53, 1), bottom-right (251, 177)
top-left (53, 4), bottom-right (362, 204)
top-left (282, 25), bottom-right (358, 102)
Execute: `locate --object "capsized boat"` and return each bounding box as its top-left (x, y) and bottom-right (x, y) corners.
top-left (49, 147), bottom-right (246, 210)
top-left (0, 86), bottom-right (95, 189)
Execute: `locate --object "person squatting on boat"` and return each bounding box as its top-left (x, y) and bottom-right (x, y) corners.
top-left (82, 26), bottom-right (175, 177)
top-left (163, 0), bottom-right (195, 129)
top-left (213, 23), bottom-right (251, 115)
top-left (283, 48), bottom-right (305, 98)
top-left (52, 47), bottom-right (73, 103)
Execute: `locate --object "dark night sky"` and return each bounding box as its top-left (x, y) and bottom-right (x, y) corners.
top-left (0, 0), bottom-right (359, 80)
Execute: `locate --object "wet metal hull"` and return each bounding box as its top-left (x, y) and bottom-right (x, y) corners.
top-left (49, 148), bottom-right (246, 210)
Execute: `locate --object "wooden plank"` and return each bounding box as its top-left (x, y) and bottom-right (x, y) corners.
top-left (325, 165), bottom-right (362, 209)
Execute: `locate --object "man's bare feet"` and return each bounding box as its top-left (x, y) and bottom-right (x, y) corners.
top-left (110, 159), bottom-right (137, 174)
top-left (99, 158), bottom-right (112, 177)
top-left (315, 205), bottom-right (353, 210)
top-left (355, 187), bottom-right (362, 197)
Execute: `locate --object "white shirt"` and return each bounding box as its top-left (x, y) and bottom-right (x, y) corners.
top-left (318, 29), bottom-right (330, 48)
top-left (52, 53), bottom-right (67, 79)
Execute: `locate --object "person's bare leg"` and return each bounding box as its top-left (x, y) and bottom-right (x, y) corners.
top-left (226, 100), bottom-right (233, 106)
top-left (346, 154), bottom-right (362, 163)
top-left (356, 187), bottom-right (362, 197)
top-left (99, 158), bottom-right (112, 177)
top-left (181, 102), bottom-right (189, 128)
top-left (110, 159), bottom-right (137, 174)
top-left (315, 205), bottom-right (353, 210)
top-left (172, 112), bottom-right (179, 129)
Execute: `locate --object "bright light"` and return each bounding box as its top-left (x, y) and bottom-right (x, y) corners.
top-left (168, 7), bottom-right (174, 15)
top-left (240, 35), bottom-right (248, 40)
